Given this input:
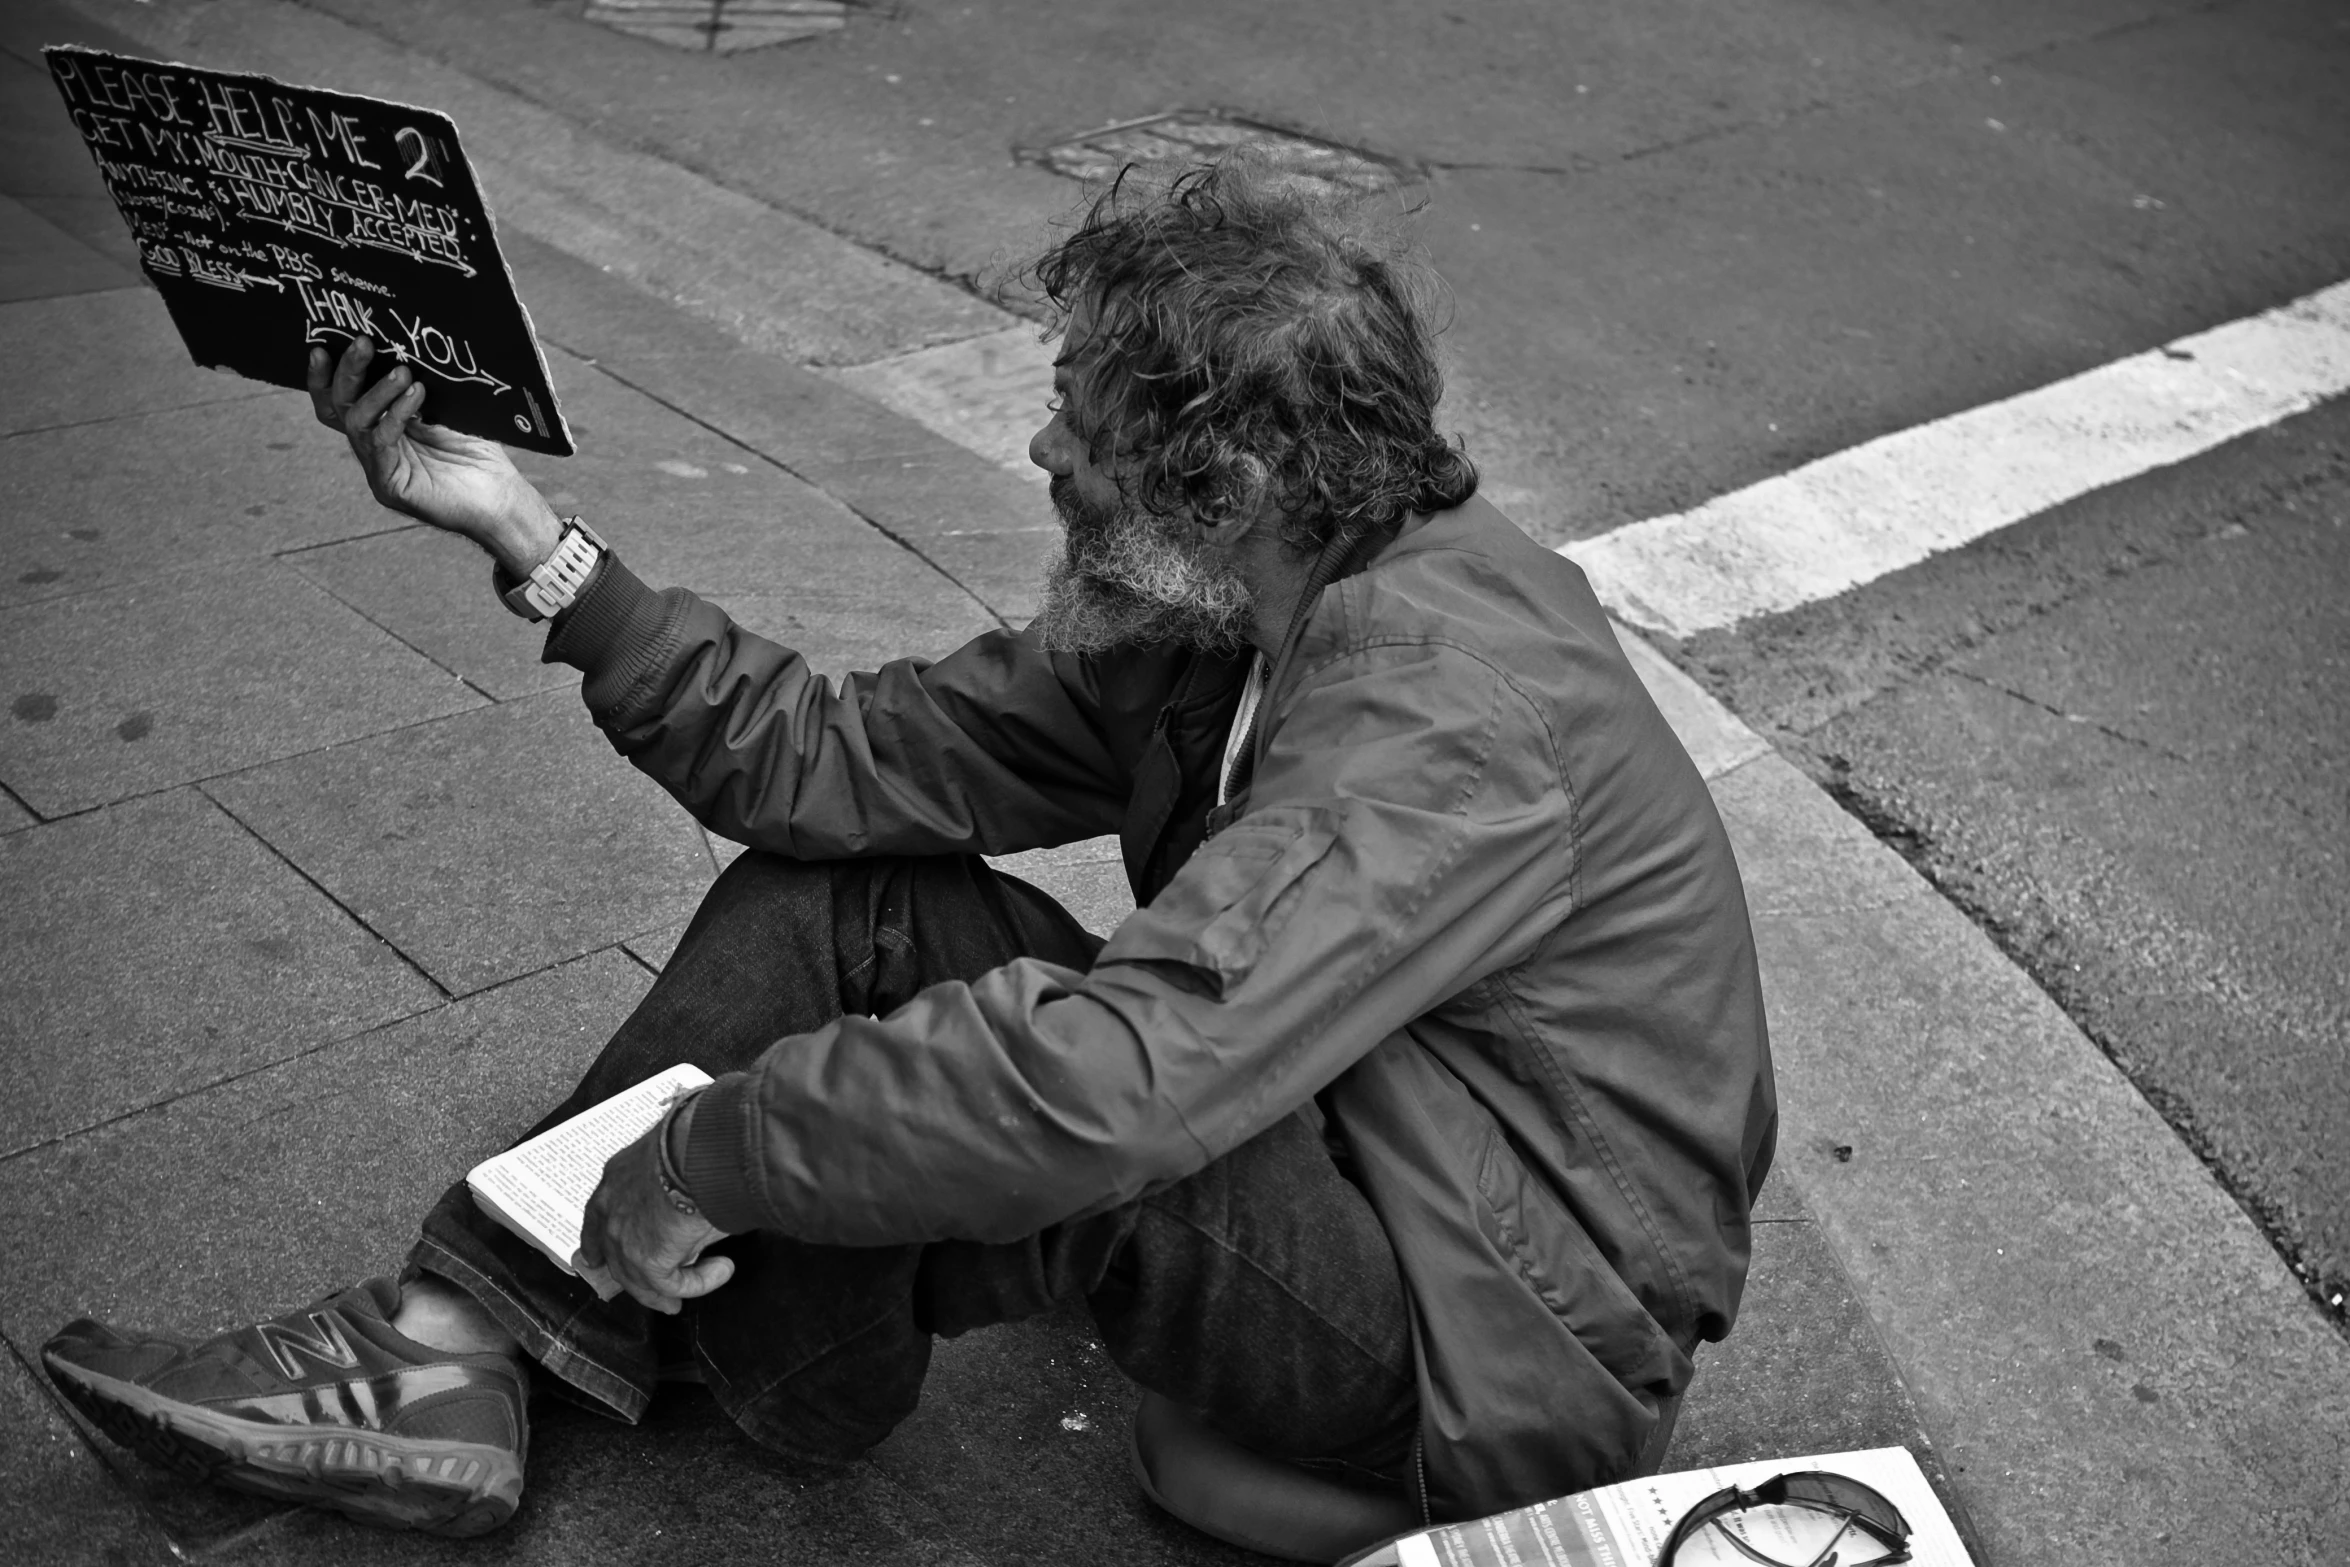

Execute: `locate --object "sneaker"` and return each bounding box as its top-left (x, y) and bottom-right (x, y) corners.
top-left (42, 1276), bottom-right (527, 1537)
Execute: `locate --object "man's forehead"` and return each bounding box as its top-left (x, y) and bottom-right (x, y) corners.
top-left (1053, 297), bottom-right (1104, 381)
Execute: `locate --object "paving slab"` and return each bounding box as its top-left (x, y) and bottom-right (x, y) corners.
top-left (0, 287), bottom-right (263, 436)
top-left (15, 187), bottom-right (140, 271)
top-left (620, 918), bottom-right (691, 975)
top-left (0, 6), bottom-right (170, 276)
top-left (501, 232), bottom-right (1051, 622)
top-left (0, 190), bottom-right (130, 303)
top-left (1713, 750), bottom-right (2350, 1566)
top-left (0, 787), bottom-right (441, 1156)
top-left (203, 692), bottom-right (716, 997)
top-left (985, 836), bottom-right (1131, 939)
top-left (283, 524), bottom-right (572, 704)
top-left (619, 835), bottom-right (737, 972)
top-left (2, 391), bottom-right (399, 609)
top-left (506, 341), bottom-right (1004, 658)
top-left (1671, 1208), bottom-right (1947, 1484)
top-left (0, 30), bottom-right (108, 192)
top-left (0, 558), bottom-right (483, 817)
top-left (0, 35), bottom-right (147, 276)
top-left (0, 787), bottom-right (33, 832)
top-left (0, 951), bottom-right (652, 1553)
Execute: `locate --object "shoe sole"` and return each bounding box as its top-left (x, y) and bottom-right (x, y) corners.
top-left (44, 1354), bottom-right (522, 1537)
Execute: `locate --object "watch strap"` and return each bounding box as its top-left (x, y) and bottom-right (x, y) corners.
top-left (500, 518), bottom-right (606, 622)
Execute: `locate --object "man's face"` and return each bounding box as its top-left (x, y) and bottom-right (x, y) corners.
top-left (1023, 305), bottom-right (1255, 656)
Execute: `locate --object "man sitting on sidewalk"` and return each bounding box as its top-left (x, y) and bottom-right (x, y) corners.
top-left (43, 158), bottom-right (1774, 1543)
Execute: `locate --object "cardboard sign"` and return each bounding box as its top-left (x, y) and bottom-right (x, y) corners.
top-left (45, 45), bottom-right (572, 456)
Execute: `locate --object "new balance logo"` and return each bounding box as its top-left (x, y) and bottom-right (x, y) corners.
top-left (255, 1313), bottom-right (362, 1378)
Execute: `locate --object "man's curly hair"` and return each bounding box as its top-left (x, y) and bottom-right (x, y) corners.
top-left (1027, 153), bottom-right (1477, 554)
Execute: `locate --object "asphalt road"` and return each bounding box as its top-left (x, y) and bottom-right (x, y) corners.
top-left (50, 0), bottom-right (2350, 1326)
top-left (1688, 395), bottom-right (2350, 1321)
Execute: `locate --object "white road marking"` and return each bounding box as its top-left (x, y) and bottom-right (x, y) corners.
top-left (1570, 279), bottom-right (2350, 639)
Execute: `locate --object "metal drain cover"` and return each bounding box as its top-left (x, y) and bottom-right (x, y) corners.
top-left (1021, 111), bottom-right (1407, 198)
top-left (582, 0), bottom-right (850, 54)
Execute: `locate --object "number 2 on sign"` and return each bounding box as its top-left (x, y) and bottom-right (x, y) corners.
top-left (395, 125), bottom-right (444, 186)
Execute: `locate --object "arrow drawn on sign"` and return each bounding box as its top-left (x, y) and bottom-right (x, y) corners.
top-left (363, 307), bottom-right (515, 396)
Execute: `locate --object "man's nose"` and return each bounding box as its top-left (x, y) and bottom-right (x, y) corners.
top-left (1029, 415), bottom-right (1073, 477)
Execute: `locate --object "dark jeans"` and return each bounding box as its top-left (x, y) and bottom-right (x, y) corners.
top-left (410, 852), bottom-right (1417, 1480)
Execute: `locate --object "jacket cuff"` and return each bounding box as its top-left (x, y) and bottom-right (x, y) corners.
top-left (679, 1071), bottom-right (771, 1235)
top-left (543, 552), bottom-right (645, 669)
top-left (542, 553), bottom-right (690, 718)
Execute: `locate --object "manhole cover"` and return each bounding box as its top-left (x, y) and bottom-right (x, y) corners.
top-left (582, 0), bottom-right (851, 54)
top-left (1020, 111), bottom-right (1409, 199)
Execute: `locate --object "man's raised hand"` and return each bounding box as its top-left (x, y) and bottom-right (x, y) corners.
top-left (306, 338), bottom-right (563, 576)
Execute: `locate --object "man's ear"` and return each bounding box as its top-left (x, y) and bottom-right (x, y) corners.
top-left (1194, 455), bottom-right (1277, 547)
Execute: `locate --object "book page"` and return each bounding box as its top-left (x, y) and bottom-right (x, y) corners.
top-left (466, 1063), bottom-right (712, 1272)
top-left (1384, 1447), bottom-right (1972, 1567)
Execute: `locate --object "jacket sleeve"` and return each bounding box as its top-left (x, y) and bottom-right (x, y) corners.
top-left (545, 555), bottom-right (1128, 857)
top-left (677, 635), bottom-right (1582, 1243)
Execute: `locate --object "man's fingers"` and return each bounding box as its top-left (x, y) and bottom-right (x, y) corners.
top-left (576, 1187), bottom-right (609, 1270)
top-left (344, 361), bottom-right (413, 439)
top-left (610, 1247), bottom-right (683, 1314)
top-left (615, 1252), bottom-right (729, 1316)
top-left (378, 383), bottom-right (428, 449)
top-left (305, 346), bottom-right (337, 426)
top-left (329, 336), bottom-right (376, 409)
top-left (668, 1254), bottom-right (735, 1299)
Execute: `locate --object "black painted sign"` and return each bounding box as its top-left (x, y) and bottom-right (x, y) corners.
top-left (46, 46), bottom-right (572, 456)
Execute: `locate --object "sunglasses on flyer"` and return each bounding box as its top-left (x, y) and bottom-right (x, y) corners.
top-left (1654, 1469), bottom-right (1912, 1567)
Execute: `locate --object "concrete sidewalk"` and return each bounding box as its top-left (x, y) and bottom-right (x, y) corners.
top-left (3, 2), bottom-right (2345, 1564)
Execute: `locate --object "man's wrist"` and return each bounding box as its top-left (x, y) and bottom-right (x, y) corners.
top-left (675, 1072), bottom-right (764, 1234)
top-left (654, 1090), bottom-right (703, 1216)
top-left (494, 516), bottom-right (607, 622)
top-left (485, 501), bottom-right (565, 578)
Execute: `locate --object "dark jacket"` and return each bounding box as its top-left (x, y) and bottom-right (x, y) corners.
top-left (545, 494), bottom-right (1775, 1517)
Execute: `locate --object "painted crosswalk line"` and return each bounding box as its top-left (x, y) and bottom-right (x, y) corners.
top-left (1568, 279), bottom-right (2350, 639)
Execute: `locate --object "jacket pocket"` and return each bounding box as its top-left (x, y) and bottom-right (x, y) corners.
top-left (1474, 1130), bottom-right (1683, 1392)
top-left (1096, 807), bottom-right (1340, 996)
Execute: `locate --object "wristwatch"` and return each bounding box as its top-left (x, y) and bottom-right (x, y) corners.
top-left (497, 517), bottom-right (606, 622)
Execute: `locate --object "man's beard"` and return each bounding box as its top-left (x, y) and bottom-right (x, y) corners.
top-left (1028, 476), bottom-right (1256, 656)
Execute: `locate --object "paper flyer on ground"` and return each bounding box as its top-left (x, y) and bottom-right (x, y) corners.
top-left (1366, 1446), bottom-right (1971, 1567)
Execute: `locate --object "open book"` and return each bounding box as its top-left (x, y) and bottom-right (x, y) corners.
top-left (1341, 1445), bottom-right (1974, 1567)
top-left (466, 1063), bottom-right (713, 1301)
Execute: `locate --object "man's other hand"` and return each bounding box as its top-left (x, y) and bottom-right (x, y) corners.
top-left (575, 1122), bottom-right (734, 1315)
top-left (307, 338), bottom-right (563, 577)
